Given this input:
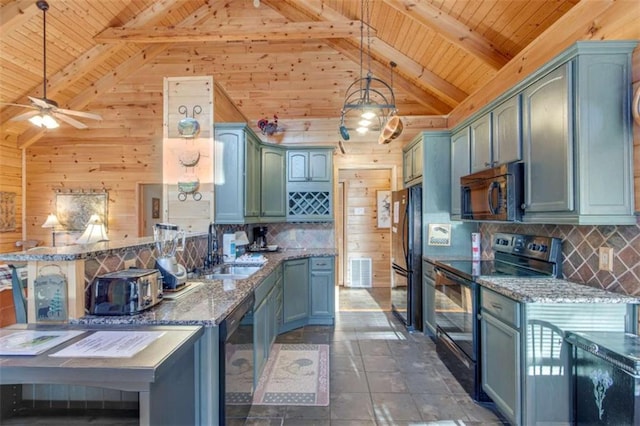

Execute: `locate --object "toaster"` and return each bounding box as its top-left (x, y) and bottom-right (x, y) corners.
top-left (89, 268), bottom-right (163, 315)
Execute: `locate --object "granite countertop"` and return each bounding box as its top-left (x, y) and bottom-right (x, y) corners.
top-left (477, 276), bottom-right (639, 304)
top-left (71, 248), bottom-right (336, 327)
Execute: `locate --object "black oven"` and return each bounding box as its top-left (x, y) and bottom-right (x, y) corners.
top-left (219, 294), bottom-right (254, 424)
top-left (434, 266), bottom-right (490, 402)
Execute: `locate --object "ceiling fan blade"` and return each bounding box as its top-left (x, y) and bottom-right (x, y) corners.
top-left (28, 96), bottom-right (55, 109)
top-left (53, 113), bottom-right (88, 129)
top-left (10, 110), bottom-right (41, 121)
top-left (54, 107), bottom-right (102, 121)
top-left (0, 102), bottom-right (36, 109)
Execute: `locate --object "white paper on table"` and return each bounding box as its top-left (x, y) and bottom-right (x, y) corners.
top-left (0, 330), bottom-right (86, 356)
top-left (49, 331), bottom-right (165, 358)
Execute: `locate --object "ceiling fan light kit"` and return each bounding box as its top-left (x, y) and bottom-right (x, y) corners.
top-left (3, 0), bottom-right (102, 130)
top-left (339, 0), bottom-right (402, 143)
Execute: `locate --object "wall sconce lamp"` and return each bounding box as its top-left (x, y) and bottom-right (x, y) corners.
top-left (75, 214), bottom-right (109, 245)
top-left (41, 213), bottom-right (60, 247)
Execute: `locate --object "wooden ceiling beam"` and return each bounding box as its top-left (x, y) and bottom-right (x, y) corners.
top-left (262, 0), bottom-right (457, 114)
top-left (0, 0), bottom-right (40, 37)
top-left (95, 21), bottom-right (370, 43)
top-left (382, 0), bottom-right (511, 71)
top-left (17, 2), bottom-right (213, 148)
top-left (266, 0), bottom-right (464, 111)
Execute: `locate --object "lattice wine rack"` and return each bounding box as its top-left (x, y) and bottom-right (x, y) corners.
top-left (288, 191), bottom-right (331, 216)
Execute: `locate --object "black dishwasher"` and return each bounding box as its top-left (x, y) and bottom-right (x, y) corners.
top-left (566, 331), bottom-right (640, 425)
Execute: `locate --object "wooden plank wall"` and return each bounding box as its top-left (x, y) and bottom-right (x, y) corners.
top-left (0, 135), bottom-right (22, 253)
top-left (339, 168), bottom-right (392, 288)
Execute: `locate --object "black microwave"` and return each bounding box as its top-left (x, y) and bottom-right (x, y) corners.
top-left (460, 162), bottom-right (523, 222)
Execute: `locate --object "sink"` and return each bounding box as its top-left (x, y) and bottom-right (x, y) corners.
top-left (202, 265), bottom-right (262, 280)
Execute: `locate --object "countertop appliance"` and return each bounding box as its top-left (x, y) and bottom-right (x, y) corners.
top-left (219, 293), bottom-right (254, 425)
top-left (391, 185), bottom-right (422, 331)
top-left (566, 331), bottom-right (640, 425)
top-left (89, 268), bottom-right (163, 315)
top-left (433, 232), bottom-right (562, 402)
top-left (460, 162), bottom-right (523, 222)
top-left (154, 223), bottom-right (187, 290)
top-left (252, 226), bottom-right (268, 250)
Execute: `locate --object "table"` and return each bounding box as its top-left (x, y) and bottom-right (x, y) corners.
top-left (0, 324), bottom-right (203, 425)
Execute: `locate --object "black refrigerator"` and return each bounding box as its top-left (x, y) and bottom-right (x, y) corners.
top-left (390, 185), bottom-right (422, 331)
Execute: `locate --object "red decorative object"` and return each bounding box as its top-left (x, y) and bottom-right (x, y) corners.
top-left (258, 115), bottom-right (279, 135)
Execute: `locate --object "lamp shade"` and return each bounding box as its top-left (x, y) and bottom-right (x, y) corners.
top-left (234, 231), bottom-right (250, 246)
top-left (41, 213), bottom-right (60, 228)
top-left (75, 214), bottom-right (109, 244)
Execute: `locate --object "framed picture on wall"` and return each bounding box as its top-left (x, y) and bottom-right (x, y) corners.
top-left (152, 197), bottom-right (160, 219)
top-left (377, 190), bottom-right (391, 229)
top-left (56, 192), bottom-right (108, 232)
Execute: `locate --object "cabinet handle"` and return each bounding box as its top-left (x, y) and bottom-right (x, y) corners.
top-left (490, 302), bottom-right (503, 311)
top-left (521, 203), bottom-right (527, 210)
top-left (484, 162), bottom-right (491, 167)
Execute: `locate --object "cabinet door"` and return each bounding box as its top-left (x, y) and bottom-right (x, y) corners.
top-left (522, 63), bottom-right (573, 213)
top-left (422, 267), bottom-right (436, 337)
top-left (412, 142), bottom-right (423, 181)
top-left (481, 311), bottom-right (521, 425)
top-left (310, 270), bottom-right (334, 318)
top-left (470, 113), bottom-right (492, 172)
top-left (308, 151), bottom-right (331, 181)
top-left (245, 134), bottom-right (261, 218)
top-left (287, 151), bottom-right (308, 182)
top-left (261, 146), bottom-right (286, 217)
top-left (253, 299), bottom-right (268, 386)
top-left (283, 259), bottom-right (309, 324)
top-left (450, 128), bottom-right (470, 216)
top-left (492, 95), bottom-right (522, 167)
top-left (214, 129), bottom-right (244, 223)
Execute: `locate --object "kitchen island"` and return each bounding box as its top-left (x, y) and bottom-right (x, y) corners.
top-left (0, 243), bottom-right (336, 425)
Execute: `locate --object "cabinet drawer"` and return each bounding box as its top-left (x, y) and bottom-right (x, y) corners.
top-left (255, 272), bottom-right (277, 306)
top-left (310, 257), bottom-right (333, 270)
top-left (481, 288), bottom-right (520, 329)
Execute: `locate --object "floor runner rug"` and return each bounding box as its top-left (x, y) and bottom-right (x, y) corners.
top-left (252, 343), bottom-right (330, 406)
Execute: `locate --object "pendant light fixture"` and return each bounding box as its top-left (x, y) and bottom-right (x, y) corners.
top-left (339, 0), bottom-right (401, 143)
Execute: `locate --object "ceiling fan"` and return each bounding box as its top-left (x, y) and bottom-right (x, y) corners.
top-left (2, 1), bottom-right (102, 129)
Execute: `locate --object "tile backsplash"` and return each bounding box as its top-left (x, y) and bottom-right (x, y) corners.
top-left (480, 216), bottom-right (640, 296)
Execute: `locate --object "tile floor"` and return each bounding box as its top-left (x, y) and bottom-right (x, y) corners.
top-left (235, 287), bottom-right (507, 426)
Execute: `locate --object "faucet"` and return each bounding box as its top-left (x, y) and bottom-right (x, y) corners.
top-left (205, 223), bottom-right (220, 269)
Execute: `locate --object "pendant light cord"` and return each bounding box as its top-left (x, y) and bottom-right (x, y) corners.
top-left (37, 1), bottom-right (49, 101)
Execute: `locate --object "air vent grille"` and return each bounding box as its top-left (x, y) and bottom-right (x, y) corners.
top-left (349, 258), bottom-right (372, 288)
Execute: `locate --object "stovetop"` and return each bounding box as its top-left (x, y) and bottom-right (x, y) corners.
top-left (435, 259), bottom-right (549, 280)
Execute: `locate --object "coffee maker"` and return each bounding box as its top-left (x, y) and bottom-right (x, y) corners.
top-left (253, 226), bottom-right (268, 250)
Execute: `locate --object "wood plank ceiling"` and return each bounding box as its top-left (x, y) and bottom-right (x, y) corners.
top-left (0, 0), bottom-right (579, 146)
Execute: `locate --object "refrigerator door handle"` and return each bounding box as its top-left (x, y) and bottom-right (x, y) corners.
top-left (401, 200), bottom-right (409, 265)
top-left (392, 264), bottom-right (408, 275)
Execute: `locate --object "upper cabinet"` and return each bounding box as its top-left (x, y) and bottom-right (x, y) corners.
top-left (287, 150), bottom-right (331, 182)
top-left (522, 43), bottom-right (636, 224)
top-left (261, 145), bottom-right (286, 220)
top-left (214, 123), bottom-right (261, 224)
top-left (450, 41), bottom-right (637, 225)
top-left (403, 137), bottom-right (423, 187)
top-left (286, 149), bottom-right (333, 222)
top-left (450, 128), bottom-right (470, 219)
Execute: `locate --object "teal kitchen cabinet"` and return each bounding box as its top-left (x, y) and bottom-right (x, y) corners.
top-left (253, 265), bottom-right (282, 386)
top-left (450, 127), bottom-right (470, 219)
top-left (308, 257), bottom-right (335, 325)
top-left (491, 94), bottom-right (522, 168)
top-left (286, 149), bottom-right (333, 222)
top-left (422, 260), bottom-right (436, 338)
top-left (403, 136), bottom-right (423, 187)
top-left (470, 96), bottom-right (522, 173)
top-left (480, 288), bottom-right (521, 425)
top-left (521, 42), bottom-right (636, 224)
top-left (214, 123), bottom-right (261, 224)
top-left (287, 150), bottom-right (332, 182)
top-left (261, 145), bottom-right (286, 220)
top-left (469, 113), bottom-right (492, 173)
top-left (281, 258), bottom-right (309, 332)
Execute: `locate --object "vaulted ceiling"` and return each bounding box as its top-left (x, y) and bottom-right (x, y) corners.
top-left (0, 0), bottom-right (581, 147)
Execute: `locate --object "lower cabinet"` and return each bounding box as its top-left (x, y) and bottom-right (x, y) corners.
top-left (253, 265), bottom-right (281, 386)
top-left (422, 260), bottom-right (436, 338)
top-left (480, 287), bottom-right (522, 425)
top-left (309, 257), bottom-right (335, 325)
top-left (282, 258), bottom-right (309, 332)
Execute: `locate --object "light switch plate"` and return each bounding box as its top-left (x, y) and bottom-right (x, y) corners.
top-left (598, 247), bottom-right (614, 272)
top-left (428, 223), bottom-right (451, 246)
